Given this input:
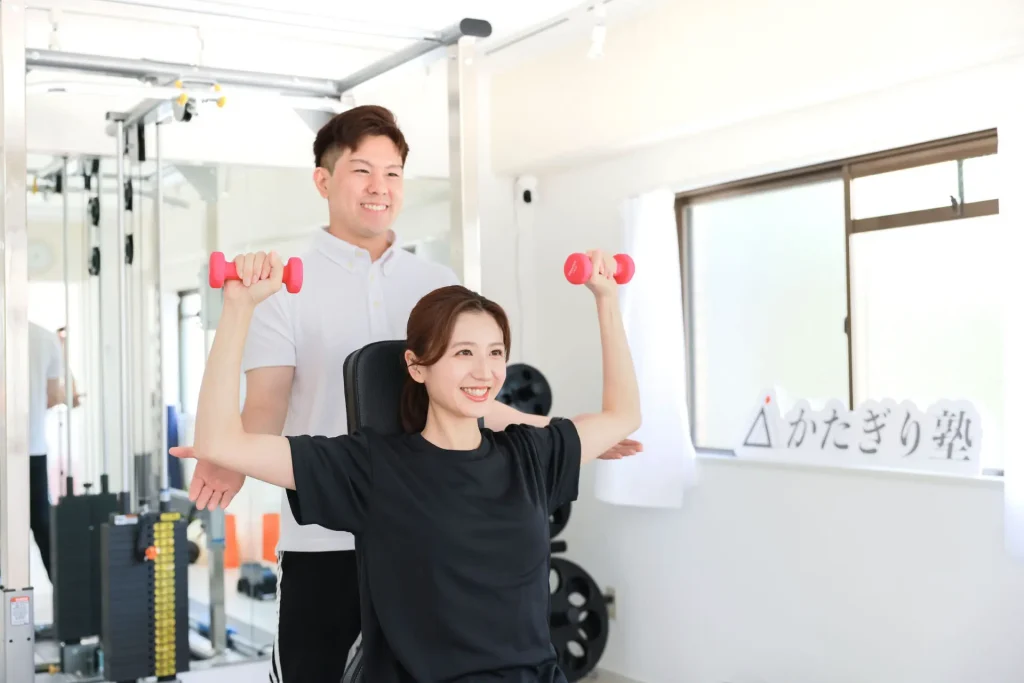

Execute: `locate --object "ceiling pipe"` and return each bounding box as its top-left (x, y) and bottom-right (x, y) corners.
top-left (27, 79), bottom-right (348, 113)
top-left (26, 47), bottom-right (343, 98)
top-left (25, 18), bottom-right (491, 100)
top-left (25, 17), bottom-right (491, 135)
top-left (335, 19), bottom-right (491, 92)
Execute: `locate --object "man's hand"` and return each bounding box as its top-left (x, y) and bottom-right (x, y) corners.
top-left (187, 457), bottom-right (245, 510)
top-left (597, 438), bottom-right (643, 460)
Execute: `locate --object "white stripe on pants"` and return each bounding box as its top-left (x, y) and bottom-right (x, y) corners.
top-left (269, 551), bottom-right (284, 682)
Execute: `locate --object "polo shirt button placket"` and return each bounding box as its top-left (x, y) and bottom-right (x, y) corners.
top-left (368, 265), bottom-right (386, 337)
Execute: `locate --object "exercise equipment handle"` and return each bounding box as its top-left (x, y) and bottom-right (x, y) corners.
top-left (563, 252), bottom-right (635, 285)
top-left (208, 251), bottom-right (304, 293)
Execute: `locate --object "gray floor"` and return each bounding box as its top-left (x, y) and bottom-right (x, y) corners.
top-left (187, 596), bottom-right (275, 652)
top-left (38, 662), bottom-right (639, 683)
top-left (36, 657), bottom-right (637, 683)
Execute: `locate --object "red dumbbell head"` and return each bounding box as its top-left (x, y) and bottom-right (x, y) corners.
top-left (613, 253), bottom-right (635, 284)
top-left (283, 257), bottom-right (304, 294)
top-left (209, 251), bottom-right (229, 289)
top-left (563, 253), bottom-right (593, 285)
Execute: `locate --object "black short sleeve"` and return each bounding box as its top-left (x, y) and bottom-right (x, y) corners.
top-left (285, 432), bottom-right (373, 534)
top-left (505, 419), bottom-right (582, 511)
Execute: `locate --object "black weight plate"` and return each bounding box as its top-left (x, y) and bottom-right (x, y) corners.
top-left (549, 502), bottom-right (571, 539)
top-left (497, 363), bottom-right (552, 416)
top-left (549, 557), bottom-right (609, 682)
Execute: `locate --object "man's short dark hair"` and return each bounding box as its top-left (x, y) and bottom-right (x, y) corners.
top-left (313, 105), bottom-right (410, 173)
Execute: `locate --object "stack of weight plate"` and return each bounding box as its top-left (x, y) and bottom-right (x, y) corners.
top-left (548, 502), bottom-right (613, 682)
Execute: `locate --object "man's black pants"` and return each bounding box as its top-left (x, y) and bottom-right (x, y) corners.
top-left (29, 454), bottom-right (52, 581)
top-left (269, 549), bottom-right (361, 683)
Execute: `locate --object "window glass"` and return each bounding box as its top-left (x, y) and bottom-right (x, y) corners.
top-left (687, 178), bottom-right (850, 450)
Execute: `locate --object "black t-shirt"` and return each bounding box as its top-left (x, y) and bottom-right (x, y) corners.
top-left (285, 419), bottom-right (582, 683)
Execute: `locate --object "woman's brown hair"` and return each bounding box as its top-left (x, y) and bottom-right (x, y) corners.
top-left (400, 285), bottom-right (511, 433)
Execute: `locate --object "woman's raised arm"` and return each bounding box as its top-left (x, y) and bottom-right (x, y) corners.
top-left (176, 251), bottom-right (296, 489)
top-left (570, 250), bottom-right (642, 463)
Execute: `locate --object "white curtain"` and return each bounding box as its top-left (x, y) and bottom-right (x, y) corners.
top-left (1002, 80), bottom-right (1024, 558)
top-left (594, 188), bottom-right (699, 508)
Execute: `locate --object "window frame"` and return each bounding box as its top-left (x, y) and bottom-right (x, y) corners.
top-left (675, 129), bottom-right (1001, 471)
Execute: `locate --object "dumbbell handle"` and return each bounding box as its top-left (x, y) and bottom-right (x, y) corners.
top-left (563, 252), bottom-right (635, 285)
top-left (208, 251), bottom-right (304, 294)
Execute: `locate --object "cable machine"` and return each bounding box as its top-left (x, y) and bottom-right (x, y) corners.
top-left (47, 155), bottom-right (121, 677)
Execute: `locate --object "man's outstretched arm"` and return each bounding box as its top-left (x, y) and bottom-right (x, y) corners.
top-left (485, 396), bottom-right (642, 460)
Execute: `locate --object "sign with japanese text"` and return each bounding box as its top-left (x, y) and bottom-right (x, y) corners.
top-left (735, 391), bottom-right (983, 475)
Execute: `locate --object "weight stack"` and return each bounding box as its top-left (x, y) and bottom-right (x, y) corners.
top-left (100, 511), bottom-right (190, 680)
top-left (51, 488), bottom-right (120, 642)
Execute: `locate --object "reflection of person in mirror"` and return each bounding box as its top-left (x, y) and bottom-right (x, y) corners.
top-left (55, 327), bottom-right (83, 408)
top-left (29, 322), bottom-right (65, 580)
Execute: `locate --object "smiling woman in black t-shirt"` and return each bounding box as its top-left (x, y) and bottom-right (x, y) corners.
top-left (172, 249), bottom-right (643, 682)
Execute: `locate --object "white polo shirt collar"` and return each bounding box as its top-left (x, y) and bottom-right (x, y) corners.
top-left (313, 227), bottom-right (402, 276)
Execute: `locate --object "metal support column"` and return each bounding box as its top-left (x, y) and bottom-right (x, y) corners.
top-left (80, 175), bottom-right (92, 489)
top-left (94, 160), bottom-right (111, 491)
top-left (132, 142), bottom-right (146, 508)
top-left (155, 122), bottom-right (170, 510)
top-left (61, 156), bottom-right (73, 494)
top-left (448, 35), bottom-right (482, 293)
top-left (207, 508), bottom-right (227, 656)
top-left (108, 113), bottom-right (133, 512)
top-left (0, 1), bottom-right (35, 680)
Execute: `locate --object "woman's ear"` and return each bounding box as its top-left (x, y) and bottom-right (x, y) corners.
top-left (405, 350), bottom-right (425, 384)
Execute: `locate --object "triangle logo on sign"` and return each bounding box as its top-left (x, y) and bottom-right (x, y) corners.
top-left (742, 406), bottom-right (773, 448)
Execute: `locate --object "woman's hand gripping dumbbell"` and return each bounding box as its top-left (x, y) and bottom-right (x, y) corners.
top-left (208, 251), bottom-right (304, 294)
top-left (563, 251), bottom-right (635, 285)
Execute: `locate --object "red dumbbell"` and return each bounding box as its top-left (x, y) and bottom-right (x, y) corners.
top-left (208, 251), bottom-right (304, 294)
top-left (563, 252), bottom-right (635, 285)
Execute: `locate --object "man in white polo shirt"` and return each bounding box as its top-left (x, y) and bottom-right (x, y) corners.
top-left (188, 105), bottom-right (639, 682)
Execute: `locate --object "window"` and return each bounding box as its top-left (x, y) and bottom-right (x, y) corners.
top-left (684, 178), bottom-right (849, 451)
top-left (678, 130), bottom-right (1004, 472)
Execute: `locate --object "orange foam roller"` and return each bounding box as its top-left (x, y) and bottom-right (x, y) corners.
top-left (224, 513), bottom-right (240, 569)
top-left (262, 513), bottom-right (280, 564)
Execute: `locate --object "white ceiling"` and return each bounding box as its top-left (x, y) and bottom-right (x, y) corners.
top-left (106, 0), bottom-right (589, 39)
top-left (26, 0), bottom-right (599, 67)
top-left (22, 0), bottom-right (648, 181)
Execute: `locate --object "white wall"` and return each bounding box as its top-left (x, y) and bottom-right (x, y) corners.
top-left (479, 1), bottom-right (1024, 680)
top-left (488, 0), bottom-right (1024, 172)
